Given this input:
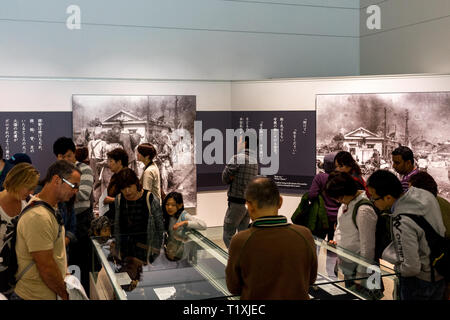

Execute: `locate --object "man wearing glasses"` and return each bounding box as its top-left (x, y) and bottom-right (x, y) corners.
top-left (53, 137), bottom-right (94, 295)
top-left (367, 170), bottom-right (446, 300)
top-left (11, 160), bottom-right (81, 300)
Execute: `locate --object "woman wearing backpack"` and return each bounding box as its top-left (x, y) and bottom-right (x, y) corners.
top-left (325, 171), bottom-right (382, 299)
top-left (0, 163), bottom-right (39, 295)
top-left (162, 192), bottom-right (206, 261)
top-left (107, 168), bottom-right (164, 265)
top-left (0, 163), bottom-right (39, 250)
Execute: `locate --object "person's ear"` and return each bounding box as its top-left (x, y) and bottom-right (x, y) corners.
top-left (246, 200), bottom-right (255, 214)
top-left (278, 196), bottom-right (283, 210)
top-left (51, 175), bottom-right (61, 185)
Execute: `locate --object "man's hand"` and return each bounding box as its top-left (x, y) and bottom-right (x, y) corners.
top-left (31, 249), bottom-right (69, 300)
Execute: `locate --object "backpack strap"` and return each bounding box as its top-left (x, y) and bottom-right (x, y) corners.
top-left (15, 201), bottom-right (63, 284)
top-left (398, 213), bottom-right (442, 282)
top-left (352, 198), bottom-right (376, 230)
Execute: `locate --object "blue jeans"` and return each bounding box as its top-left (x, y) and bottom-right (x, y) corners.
top-left (399, 276), bottom-right (446, 300)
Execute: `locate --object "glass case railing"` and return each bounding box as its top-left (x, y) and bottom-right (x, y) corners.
top-left (90, 231), bottom-right (397, 300)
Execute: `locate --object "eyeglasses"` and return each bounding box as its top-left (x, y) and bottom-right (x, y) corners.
top-left (61, 178), bottom-right (80, 190)
top-left (370, 196), bottom-right (383, 202)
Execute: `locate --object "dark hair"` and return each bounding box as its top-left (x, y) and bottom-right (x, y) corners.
top-left (367, 170), bottom-right (403, 199)
top-left (89, 216), bottom-right (111, 237)
top-left (107, 148), bottom-right (129, 167)
top-left (334, 151), bottom-right (362, 175)
top-left (409, 171), bottom-right (438, 197)
top-left (7, 153), bottom-right (32, 165)
top-left (116, 168), bottom-right (142, 192)
top-left (325, 171), bottom-right (358, 199)
top-left (0, 145), bottom-right (3, 159)
top-left (53, 137), bottom-right (76, 157)
top-left (392, 146), bottom-right (414, 165)
top-left (41, 160), bottom-right (81, 185)
top-left (75, 146), bottom-right (89, 163)
top-left (323, 152), bottom-right (337, 174)
top-left (245, 177), bottom-right (280, 209)
top-left (162, 191), bottom-right (184, 231)
top-left (244, 130), bottom-right (258, 151)
top-left (137, 143), bottom-right (157, 162)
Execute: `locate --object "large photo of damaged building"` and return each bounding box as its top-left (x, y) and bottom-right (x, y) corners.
top-left (316, 92), bottom-right (450, 200)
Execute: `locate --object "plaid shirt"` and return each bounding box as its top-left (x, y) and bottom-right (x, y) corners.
top-left (222, 150), bottom-right (258, 199)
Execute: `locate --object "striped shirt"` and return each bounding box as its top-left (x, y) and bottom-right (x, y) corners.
top-left (74, 161), bottom-right (94, 214)
top-left (251, 215), bottom-right (289, 228)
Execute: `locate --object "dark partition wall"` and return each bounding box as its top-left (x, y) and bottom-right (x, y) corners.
top-left (0, 112), bottom-right (73, 177)
top-left (196, 111), bottom-right (316, 194)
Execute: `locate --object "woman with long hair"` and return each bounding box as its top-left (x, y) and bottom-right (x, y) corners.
top-left (334, 151), bottom-right (368, 193)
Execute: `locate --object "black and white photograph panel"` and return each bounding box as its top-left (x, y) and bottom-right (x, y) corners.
top-left (316, 92), bottom-right (450, 200)
top-left (72, 94), bottom-right (197, 208)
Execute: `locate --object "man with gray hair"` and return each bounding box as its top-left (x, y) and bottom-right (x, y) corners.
top-left (225, 177), bottom-right (317, 300)
top-left (11, 160), bottom-right (81, 300)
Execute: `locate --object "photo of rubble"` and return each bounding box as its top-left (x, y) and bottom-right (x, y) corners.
top-left (316, 92), bottom-right (450, 200)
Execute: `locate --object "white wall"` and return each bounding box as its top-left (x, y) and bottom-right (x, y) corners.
top-left (0, 0), bottom-right (360, 80)
top-left (360, 0), bottom-right (450, 75)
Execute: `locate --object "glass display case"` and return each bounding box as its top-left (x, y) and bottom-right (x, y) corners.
top-left (90, 230), bottom-right (397, 300)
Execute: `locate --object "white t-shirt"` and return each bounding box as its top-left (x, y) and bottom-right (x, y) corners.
top-left (142, 163), bottom-right (161, 204)
top-left (0, 200), bottom-right (27, 249)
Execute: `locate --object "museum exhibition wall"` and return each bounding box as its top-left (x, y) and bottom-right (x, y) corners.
top-left (1, 74), bottom-right (449, 227)
top-left (1, 1), bottom-right (449, 227)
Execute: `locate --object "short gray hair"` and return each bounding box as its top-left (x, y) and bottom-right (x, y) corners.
top-left (245, 176), bottom-right (280, 209)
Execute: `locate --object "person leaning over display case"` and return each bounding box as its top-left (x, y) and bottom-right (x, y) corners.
top-left (226, 177), bottom-right (317, 300)
top-left (334, 151), bottom-right (368, 193)
top-left (0, 163), bottom-right (40, 295)
top-left (367, 170), bottom-right (446, 300)
top-left (325, 171), bottom-right (383, 300)
top-left (53, 137), bottom-right (94, 293)
top-left (106, 168), bottom-right (164, 265)
top-left (11, 160), bottom-right (81, 300)
top-left (308, 152), bottom-right (340, 241)
top-left (162, 191), bottom-right (206, 261)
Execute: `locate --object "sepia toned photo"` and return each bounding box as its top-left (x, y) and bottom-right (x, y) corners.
top-left (72, 95), bottom-right (197, 208)
top-left (316, 92), bottom-right (450, 200)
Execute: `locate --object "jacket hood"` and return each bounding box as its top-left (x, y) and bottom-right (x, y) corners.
top-left (392, 187), bottom-right (438, 217)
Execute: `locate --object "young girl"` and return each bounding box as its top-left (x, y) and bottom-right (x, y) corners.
top-left (162, 192), bottom-right (206, 261)
top-left (162, 192), bottom-right (207, 235)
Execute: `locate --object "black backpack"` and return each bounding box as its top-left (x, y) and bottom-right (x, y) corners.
top-left (351, 199), bottom-right (392, 261)
top-left (400, 214), bottom-right (450, 282)
top-left (0, 201), bottom-right (61, 294)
